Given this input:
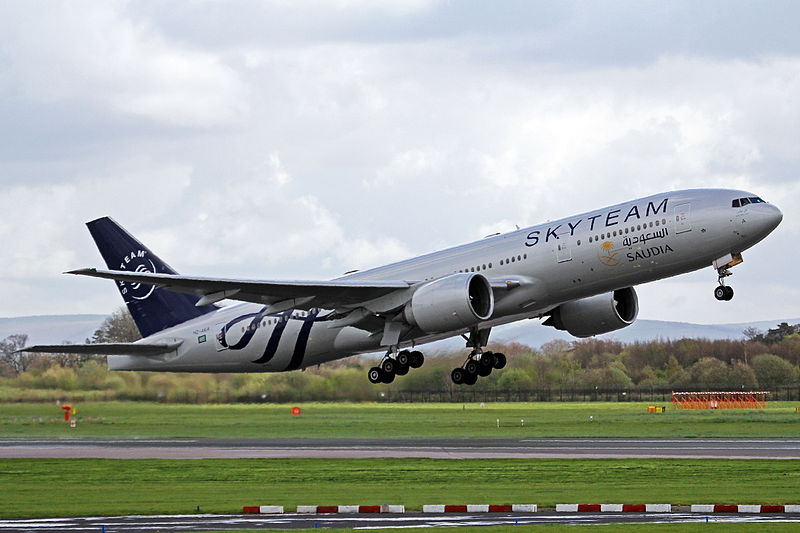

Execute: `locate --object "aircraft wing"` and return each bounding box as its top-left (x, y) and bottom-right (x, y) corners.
top-left (19, 341), bottom-right (183, 356)
top-left (66, 268), bottom-right (412, 311)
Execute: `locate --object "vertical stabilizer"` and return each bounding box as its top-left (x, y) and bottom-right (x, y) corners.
top-left (86, 217), bottom-right (217, 337)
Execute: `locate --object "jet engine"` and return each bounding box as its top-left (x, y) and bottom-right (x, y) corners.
top-left (544, 287), bottom-right (638, 338)
top-left (404, 273), bottom-right (494, 333)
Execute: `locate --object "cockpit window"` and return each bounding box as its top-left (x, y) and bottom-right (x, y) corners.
top-left (732, 196), bottom-right (766, 208)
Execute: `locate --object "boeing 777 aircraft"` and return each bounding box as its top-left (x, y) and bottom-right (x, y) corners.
top-left (24, 189), bottom-right (782, 385)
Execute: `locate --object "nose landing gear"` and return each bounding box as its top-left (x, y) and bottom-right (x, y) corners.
top-left (713, 253), bottom-right (742, 302)
top-left (714, 267), bottom-right (734, 301)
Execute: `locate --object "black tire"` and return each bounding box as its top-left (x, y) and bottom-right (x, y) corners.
top-left (479, 353), bottom-right (495, 368)
top-left (381, 369), bottom-right (395, 384)
top-left (493, 353), bottom-right (507, 369)
top-left (396, 350), bottom-right (410, 367)
top-left (367, 367), bottom-right (383, 384)
top-left (395, 362), bottom-right (409, 376)
top-left (409, 350), bottom-right (424, 368)
top-left (724, 286), bottom-right (734, 301)
top-left (465, 360), bottom-right (479, 375)
top-left (381, 358), bottom-right (396, 375)
top-left (464, 372), bottom-right (478, 385)
top-left (714, 286), bottom-right (727, 301)
top-left (477, 364), bottom-right (492, 377)
top-left (451, 368), bottom-right (466, 385)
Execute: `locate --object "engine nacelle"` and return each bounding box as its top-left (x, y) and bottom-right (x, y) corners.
top-left (545, 287), bottom-right (638, 338)
top-left (404, 273), bottom-right (494, 333)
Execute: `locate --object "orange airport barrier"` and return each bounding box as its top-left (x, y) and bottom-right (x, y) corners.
top-left (671, 391), bottom-right (769, 409)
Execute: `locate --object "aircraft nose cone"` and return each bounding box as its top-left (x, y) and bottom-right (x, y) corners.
top-left (766, 204), bottom-right (783, 230)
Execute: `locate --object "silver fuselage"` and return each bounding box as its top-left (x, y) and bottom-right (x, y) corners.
top-left (109, 188), bottom-right (782, 372)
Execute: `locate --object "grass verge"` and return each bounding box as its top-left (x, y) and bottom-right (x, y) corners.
top-left (1, 458), bottom-right (798, 518)
top-left (2, 401), bottom-right (799, 438)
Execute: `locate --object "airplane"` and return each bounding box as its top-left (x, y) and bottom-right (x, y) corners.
top-left (23, 188), bottom-right (782, 385)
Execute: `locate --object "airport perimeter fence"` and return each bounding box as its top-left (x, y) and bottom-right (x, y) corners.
top-left (382, 386), bottom-right (800, 404)
top-left (4, 385), bottom-right (800, 404)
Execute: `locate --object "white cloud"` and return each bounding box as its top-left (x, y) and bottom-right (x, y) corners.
top-left (1, 1), bottom-right (247, 127)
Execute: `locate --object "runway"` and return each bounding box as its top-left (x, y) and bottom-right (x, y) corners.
top-left (2, 437), bottom-right (799, 459)
top-left (0, 512), bottom-right (798, 532)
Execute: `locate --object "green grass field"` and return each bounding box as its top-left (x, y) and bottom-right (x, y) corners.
top-left (1, 458), bottom-right (798, 518)
top-left (2, 401), bottom-right (799, 438)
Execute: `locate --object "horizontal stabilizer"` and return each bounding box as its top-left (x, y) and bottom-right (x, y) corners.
top-left (19, 341), bottom-right (183, 356)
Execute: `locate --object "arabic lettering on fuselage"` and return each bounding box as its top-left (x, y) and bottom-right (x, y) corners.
top-left (621, 227), bottom-right (669, 248)
top-left (524, 198), bottom-right (669, 247)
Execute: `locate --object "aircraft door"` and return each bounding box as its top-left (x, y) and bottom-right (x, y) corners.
top-left (214, 323), bottom-right (228, 351)
top-left (556, 241), bottom-right (572, 263)
top-left (674, 203), bottom-right (691, 234)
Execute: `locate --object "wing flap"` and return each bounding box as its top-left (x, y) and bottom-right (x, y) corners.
top-left (19, 341), bottom-right (183, 356)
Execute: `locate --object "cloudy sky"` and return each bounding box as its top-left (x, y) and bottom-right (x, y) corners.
top-left (0, 0), bottom-right (797, 326)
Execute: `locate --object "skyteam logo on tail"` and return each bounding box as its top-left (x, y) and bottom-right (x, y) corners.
top-left (118, 249), bottom-right (156, 300)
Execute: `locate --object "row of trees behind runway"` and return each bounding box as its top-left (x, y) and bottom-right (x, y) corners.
top-left (1, 308), bottom-right (799, 403)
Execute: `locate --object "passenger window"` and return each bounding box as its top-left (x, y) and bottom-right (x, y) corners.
top-left (488, 262), bottom-right (492, 268)
top-left (523, 254), bottom-right (527, 259)
top-left (732, 199), bottom-right (741, 208)
top-left (482, 264), bottom-right (486, 270)
top-left (655, 220), bottom-right (660, 226)
top-left (517, 255), bottom-right (521, 261)
top-left (499, 260), bottom-right (503, 266)
top-left (511, 257), bottom-right (515, 263)
top-left (637, 224), bottom-right (641, 231)
top-left (577, 239), bottom-right (581, 246)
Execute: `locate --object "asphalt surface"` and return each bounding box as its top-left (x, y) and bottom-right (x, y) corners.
top-left (2, 437), bottom-right (800, 459)
top-left (0, 512), bottom-right (799, 532)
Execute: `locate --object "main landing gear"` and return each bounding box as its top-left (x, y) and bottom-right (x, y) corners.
top-left (450, 327), bottom-right (506, 386)
top-left (451, 350), bottom-right (506, 386)
top-left (714, 267), bottom-right (734, 301)
top-left (367, 349), bottom-right (424, 384)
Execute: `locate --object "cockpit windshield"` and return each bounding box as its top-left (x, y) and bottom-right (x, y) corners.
top-left (732, 197), bottom-right (765, 208)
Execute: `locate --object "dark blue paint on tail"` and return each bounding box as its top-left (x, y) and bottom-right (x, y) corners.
top-left (86, 217), bottom-right (218, 338)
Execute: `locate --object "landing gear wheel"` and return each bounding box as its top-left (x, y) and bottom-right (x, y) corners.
top-left (493, 353), bottom-right (507, 369)
top-left (464, 372), bottom-right (478, 385)
top-left (479, 352), bottom-right (495, 368)
top-left (381, 370), bottom-right (395, 384)
top-left (477, 362), bottom-right (492, 377)
top-left (409, 351), bottom-right (424, 368)
top-left (381, 358), bottom-right (397, 375)
top-left (715, 285), bottom-right (734, 301)
top-left (723, 286), bottom-right (734, 300)
top-left (368, 367), bottom-right (383, 384)
top-left (451, 368), bottom-right (467, 385)
top-left (396, 350), bottom-right (410, 367)
top-left (465, 360), bottom-right (479, 375)
top-left (394, 362), bottom-right (409, 376)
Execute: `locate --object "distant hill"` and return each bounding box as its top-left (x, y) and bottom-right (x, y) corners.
top-left (1, 313), bottom-right (797, 351)
top-left (0, 314), bottom-right (106, 345)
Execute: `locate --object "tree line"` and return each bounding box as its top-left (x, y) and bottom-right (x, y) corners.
top-left (1, 308), bottom-right (798, 403)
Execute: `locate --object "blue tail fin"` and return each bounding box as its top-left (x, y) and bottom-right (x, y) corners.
top-left (86, 217), bottom-right (217, 338)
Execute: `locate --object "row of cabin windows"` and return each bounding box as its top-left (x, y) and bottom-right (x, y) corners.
top-left (587, 218), bottom-right (667, 243)
top-left (456, 253), bottom-right (528, 274)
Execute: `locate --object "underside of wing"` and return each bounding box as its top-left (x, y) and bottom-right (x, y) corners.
top-left (19, 342), bottom-right (183, 356)
top-left (66, 268), bottom-right (412, 311)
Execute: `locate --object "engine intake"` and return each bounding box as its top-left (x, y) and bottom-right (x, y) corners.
top-left (545, 287), bottom-right (638, 338)
top-left (404, 273), bottom-right (494, 333)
